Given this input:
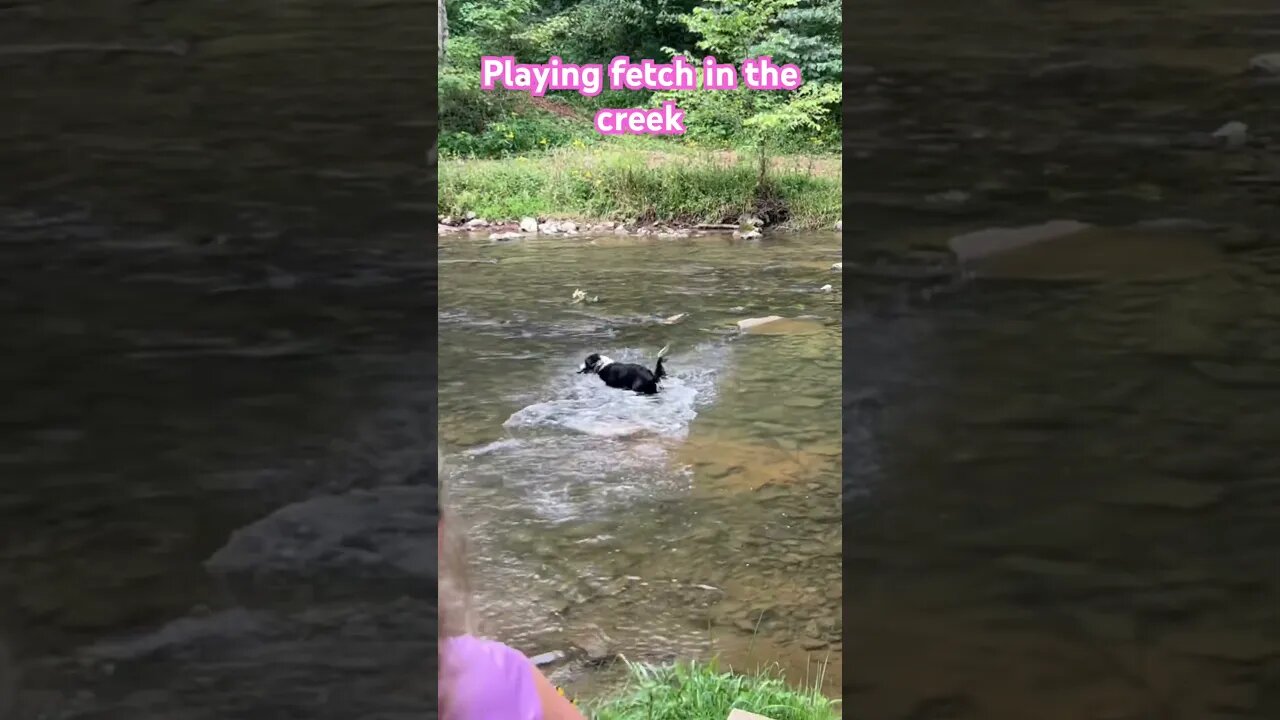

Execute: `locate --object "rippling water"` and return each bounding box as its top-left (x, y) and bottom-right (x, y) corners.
top-left (842, 2), bottom-right (1280, 717)
top-left (440, 233), bottom-right (843, 697)
top-left (1, 1), bottom-right (432, 717)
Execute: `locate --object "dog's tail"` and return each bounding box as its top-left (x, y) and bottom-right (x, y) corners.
top-left (654, 344), bottom-right (670, 381)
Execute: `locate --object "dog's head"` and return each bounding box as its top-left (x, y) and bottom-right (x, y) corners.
top-left (577, 353), bottom-right (613, 374)
top-left (578, 353), bottom-right (602, 374)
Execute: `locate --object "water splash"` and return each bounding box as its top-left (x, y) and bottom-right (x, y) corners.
top-left (504, 344), bottom-right (725, 440)
top-left (450, 344), bottom-right (729, 523)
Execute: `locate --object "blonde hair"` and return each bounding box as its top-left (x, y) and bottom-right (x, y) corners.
top-left (438, 450), bottom-right (477, 637)
top-left (438, 449), bottom-right (476, 719)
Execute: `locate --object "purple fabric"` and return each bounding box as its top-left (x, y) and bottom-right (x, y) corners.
top-left (442, 635), bottom-right (543, 720)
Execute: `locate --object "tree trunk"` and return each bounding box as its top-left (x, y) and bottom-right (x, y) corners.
top-left (437, 0), bottom-right (447, 65)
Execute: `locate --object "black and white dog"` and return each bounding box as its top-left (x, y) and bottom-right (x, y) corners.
top-left (577, 345), bottom-right (669, 395)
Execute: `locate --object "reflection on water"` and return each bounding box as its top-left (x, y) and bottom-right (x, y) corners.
top-left (1, 0), bottom-right (431, 716)
top-left (440, 233), bottom-right (842, 697)
top-left (843, 2), bottom-right (1280, 716)
top-left (846, 239), bottom-right (1280, 716)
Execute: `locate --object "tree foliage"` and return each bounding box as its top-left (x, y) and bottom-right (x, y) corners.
top-left (663, 0), bottom-right (840, 150)
top-left (438, 0), bottom-right (841, 155)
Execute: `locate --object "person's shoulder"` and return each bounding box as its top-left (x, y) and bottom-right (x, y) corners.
top-left (444, 635), bottom-right (530, 667)
top-left (443, 635), bottom-right (542, 720)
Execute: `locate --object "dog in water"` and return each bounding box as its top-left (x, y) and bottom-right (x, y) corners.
top-left (578, 345), bottom-right (669, 395)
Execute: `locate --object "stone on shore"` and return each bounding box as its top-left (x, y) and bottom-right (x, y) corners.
top-left (519, 217), bottom-right (539, 233)
top-left (529, 650), bottom-right (565, 667)
top-left (568, 624), bottom-right (616, 664)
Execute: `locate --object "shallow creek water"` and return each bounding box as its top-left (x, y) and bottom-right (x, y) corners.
top-left (439, 232), bottom-right (843, 699)
top-left (842, 2), bottom-right (1280, 715)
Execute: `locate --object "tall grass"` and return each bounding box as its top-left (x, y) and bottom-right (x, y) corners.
top-left (438, 146), bottom-right (841, 230)
top-left (589, 658), bottom-right (840, 720)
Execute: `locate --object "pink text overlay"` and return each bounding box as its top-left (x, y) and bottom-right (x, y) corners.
top-left (478, 55), bottom-right (805, 136)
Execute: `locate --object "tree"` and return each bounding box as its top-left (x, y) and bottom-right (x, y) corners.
top-left (438, 0), bottom-right (448, 64)
top-left (659, 0), bottom-right (841, 154)
top-left (752, 0), bottom-right (840, 85)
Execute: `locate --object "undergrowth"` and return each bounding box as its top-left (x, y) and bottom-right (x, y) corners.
top-left (438, 145), bottom-right (840, 229)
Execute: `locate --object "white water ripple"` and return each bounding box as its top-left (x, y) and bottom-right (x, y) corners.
top-left (450, 344), bottom-right (729, 522)
top-left (503, 344), bottom-right (724, 440)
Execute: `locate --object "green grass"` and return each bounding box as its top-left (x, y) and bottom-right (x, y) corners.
top-left (438, 145), bottom-right (841, 231)
top-left (588, 659), bottom-right (840, 720)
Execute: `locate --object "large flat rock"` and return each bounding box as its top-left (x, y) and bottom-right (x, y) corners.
top-left (205, 485), bottom-right (436, 599)
top-left (952, 223), bottom-right (1226, 281)
top-left (948, 220), bottom-right (1091, 262)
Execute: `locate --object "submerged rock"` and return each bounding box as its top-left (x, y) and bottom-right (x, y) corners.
top-left (948, 219), bottom-right (1092, 262)
top-left (954, 224), bottom-right (1224, 282)
top-left (82, 609), bottom-right (273, 662)
top-left (489, 231), bottom-right (523, 241)
top-left (1212, 121), bottom-right (1248, 149)
top-left (1248, 53), bottom-right (1280, 75)
top-left (205, 486), bottom-right (435, 597)
top-left (736, 315), bottom-right (785, 331)
top-left (735, 316), bottom-right (826, 335)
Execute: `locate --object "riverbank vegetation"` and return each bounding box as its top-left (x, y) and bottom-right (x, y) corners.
top-left (589, 659), bottom-right (840, 720)
top-left (438, 0), bottom-right (841, 226)
top-left (439, 142), bottom-right (840, 229)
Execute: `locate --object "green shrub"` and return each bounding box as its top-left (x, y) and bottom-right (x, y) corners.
top-left (440, 114), bottom-right (594, 158)
top-left (439, 71), bottom-right (515, 137)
